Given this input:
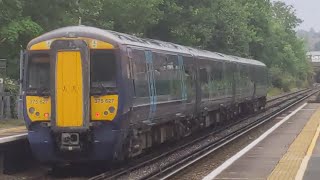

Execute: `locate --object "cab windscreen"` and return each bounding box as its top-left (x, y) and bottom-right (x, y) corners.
top-left (27, 53), bottom-right (50, 94)
top-left (90, 50), bottom-right (116, 94)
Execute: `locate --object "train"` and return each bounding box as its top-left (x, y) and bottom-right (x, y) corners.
top-left (22, 26), bottom-right (268, 164)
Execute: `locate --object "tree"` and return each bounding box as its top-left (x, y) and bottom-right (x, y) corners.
top-left (0, 0), bottom-right (313, 90)
top-left (0, 0), bottom-right (43, 79)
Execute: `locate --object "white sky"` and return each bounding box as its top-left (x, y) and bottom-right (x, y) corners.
top-left (277, 0), bottom-right (320, 31)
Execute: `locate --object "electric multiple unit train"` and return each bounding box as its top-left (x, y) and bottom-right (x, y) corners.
top-left (22, 26), bottom-right (268, 163)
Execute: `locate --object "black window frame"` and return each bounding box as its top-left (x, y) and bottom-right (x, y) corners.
top-left (25, 50), bottom-right (51, 96)
top-left (131, 48), bottom-right (150, 105)
top-left (90, 49), bottom-right (118, 95)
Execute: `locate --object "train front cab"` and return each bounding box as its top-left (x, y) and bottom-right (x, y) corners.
top-left (23, 38), bottom-right (123, 163)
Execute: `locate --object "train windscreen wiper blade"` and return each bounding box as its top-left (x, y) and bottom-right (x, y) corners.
top-left (37, 87), bottom-right (49, 95)
top-left (97, 82), bottom-right (117, 95)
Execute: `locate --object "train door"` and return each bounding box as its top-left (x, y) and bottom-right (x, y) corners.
top-left (129, 48), bottom-right (152, 123)
top-left (181, 55), bottom-right (197, 115)
top-left (50, 40), bottom-right (90, 130)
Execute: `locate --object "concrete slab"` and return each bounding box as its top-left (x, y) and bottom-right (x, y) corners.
top-left (304, 157), bottom-right (320, 180)
top-left (304, 135), bottom-right (320, 180)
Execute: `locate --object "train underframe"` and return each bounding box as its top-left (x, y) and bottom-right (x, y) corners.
top-left (124, 97), bottom-right (266, 159)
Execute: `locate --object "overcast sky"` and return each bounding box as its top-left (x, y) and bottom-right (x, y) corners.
top-left (277, 0), bottom-right (320, 31)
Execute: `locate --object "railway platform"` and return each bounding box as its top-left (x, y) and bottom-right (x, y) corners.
top-left (0, 126), bottom-right (26, 143)
top-left (203, 102), bottom-right (320, 180)
top-left (0, 126), bottom-right (30, 174)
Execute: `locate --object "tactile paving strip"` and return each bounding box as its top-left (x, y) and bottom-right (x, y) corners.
top-left (268, 105), bottom-right (320, 180)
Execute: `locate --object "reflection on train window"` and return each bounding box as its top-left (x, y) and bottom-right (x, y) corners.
top-left (154, 54), bottom-right (181, 102)
top-left (225, 62), bottom-right (234, 96)
top-left (27, 53), bottom-right (50, 90)
top-left (132, 49), bottom-right (149, 105)
top-left (91, 50), bottom-right (116, 88)
top-left (210, 61), bottom-right (224, 98)
top-left (183, 56), bottom-right (196, 102)
top-left (199, 68), bottom-right (208, 83)
top-left (239, 65), bottom-right (250, 88)
top-left (199, 61), bottom-right (210, 99)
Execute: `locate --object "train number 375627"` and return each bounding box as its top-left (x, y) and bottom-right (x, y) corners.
top-left (30, 99), bottom-right (49, 104)
top-left (94, 99), bottom-right (114, 104)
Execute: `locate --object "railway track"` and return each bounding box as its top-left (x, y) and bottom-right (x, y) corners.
top-left (89, 88), bottom-right (317, 180)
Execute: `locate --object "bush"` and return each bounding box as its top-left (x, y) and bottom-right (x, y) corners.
top-left (269, 67), bottom-right (300, 92)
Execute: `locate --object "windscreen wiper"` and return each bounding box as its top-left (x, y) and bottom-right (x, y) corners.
top-left (94, 82), bottom-right (117, 95)
top-left (37, 87), bottom-right (49, 96)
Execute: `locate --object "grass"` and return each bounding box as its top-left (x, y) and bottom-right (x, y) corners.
top-left (0, 119), bottom-right (25, 129)
top-left (267, 86), bottom-right (306, 99)
top-left (267, 87), bottom-right (284, 98)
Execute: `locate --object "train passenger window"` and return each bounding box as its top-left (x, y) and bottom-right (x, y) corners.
top-left (210, 61), bottom-right (224, 97)
top-left (182, 56), bottom-right (196, 102)
top-left (153, 54), bottom-right (182, 102)
top-left (211, 61), bottom-right (223, 82)
top-left (153, 53), bottom-right (170, 97)
top-left (199, 68), bottom-right (208, 83)
top-left (91, 50), bottom-right (116, 88)
top-left (199, 60), bottom-right (210, 100)
top-left (239, 65), bottom-right (248, 87)
top-left (27, 53), bottom-right (50, 90)
top-left (225, 62), bottom-right (234, 95)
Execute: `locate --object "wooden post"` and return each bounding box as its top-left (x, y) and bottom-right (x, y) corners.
top-left (4, 96), bottom-right (11, 119)
top-left (18, 50), bottom-right (24, 120)
top-left (0, 79), bottom-right (4, 120)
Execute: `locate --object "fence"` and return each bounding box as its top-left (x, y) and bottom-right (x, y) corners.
top-left (0, 93), bottom-right (20, 119)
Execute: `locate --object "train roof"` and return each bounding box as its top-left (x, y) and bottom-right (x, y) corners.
top-left (28, 26), bottom-right (266, 67)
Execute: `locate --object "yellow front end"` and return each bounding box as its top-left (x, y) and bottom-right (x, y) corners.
top-left (56, 51), bottom-right (84, 127)
top-left (91, 95), bottom-right (118, 121)
top-left (26, 96), bottom-right (51, 122)
top-left (26, 37), bottom-right (119, 125)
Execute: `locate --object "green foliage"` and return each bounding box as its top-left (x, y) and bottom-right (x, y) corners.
top-left (4, 78), bottom-right (19, 94)
top-left (4, 78), bottom-right (19, 118)
top-left (0, 0), bottom-right (312, 91)
top-left (267, 87), bottom-right (283, 98)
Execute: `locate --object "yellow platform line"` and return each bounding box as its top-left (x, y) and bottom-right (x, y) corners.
top-left (268, 105), bottom-right (320, 180)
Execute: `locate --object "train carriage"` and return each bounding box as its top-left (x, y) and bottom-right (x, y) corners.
top-left (23, 26), bottom-right (268, 163)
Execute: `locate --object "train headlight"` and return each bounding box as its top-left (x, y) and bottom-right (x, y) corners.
top-left (35, 112), bottom-right (40, 116)
top-left (29, 107), bottom-right (35, 114)
top-left (44, 113), bottom-right (49, 118)
top-left (104, 111), bottom-right (108, 116)
top-left (108, 106), bottom-right (115, 113)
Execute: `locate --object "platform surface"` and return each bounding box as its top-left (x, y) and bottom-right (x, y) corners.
top-left (208, 103), bottom-right (320, 180)
top-left (0, 126), bottom-right (27, 143)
